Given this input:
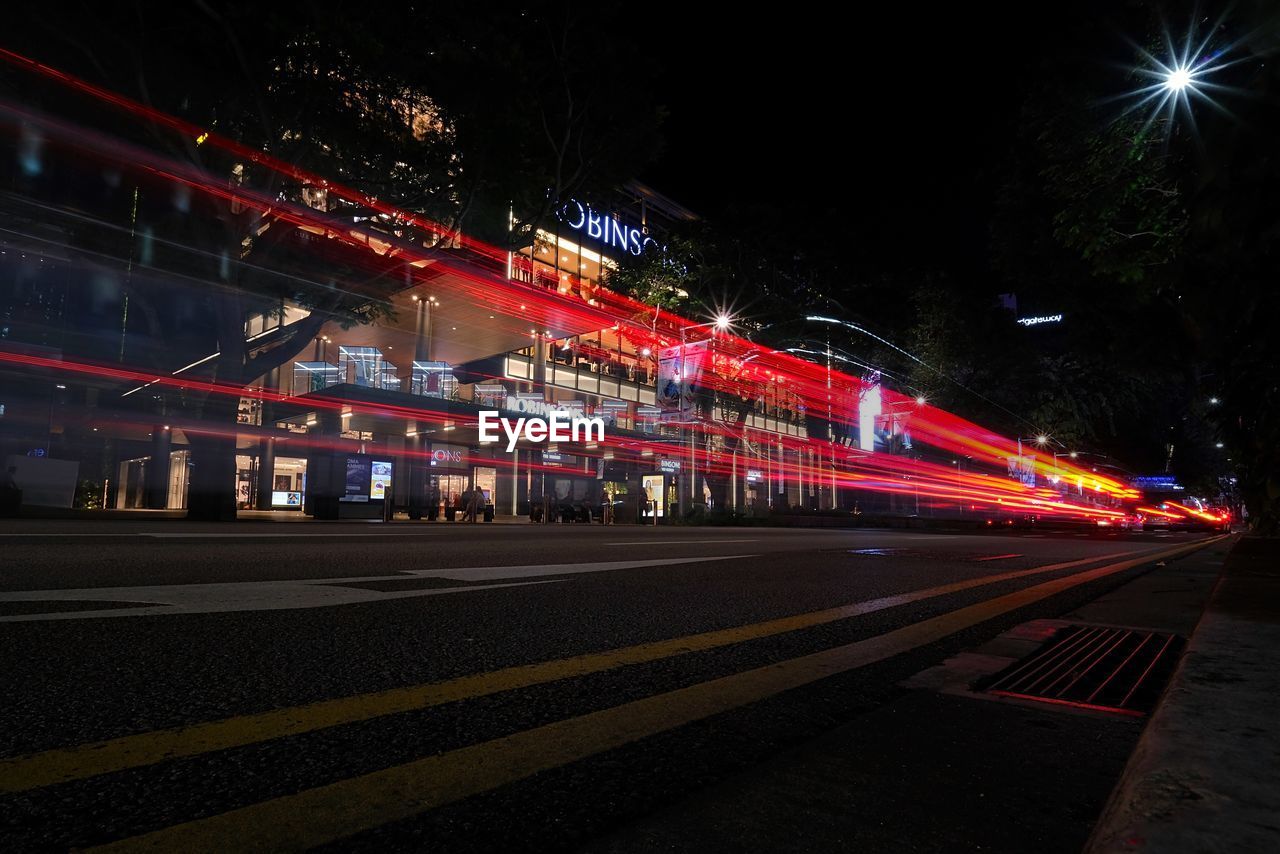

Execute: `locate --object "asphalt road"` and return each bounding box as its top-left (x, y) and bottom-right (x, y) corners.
top-left (0, 522), bottom-right (1224, 852)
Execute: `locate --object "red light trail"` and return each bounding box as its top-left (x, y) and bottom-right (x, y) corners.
top-left (0, 47), bottom-right (1143, 520)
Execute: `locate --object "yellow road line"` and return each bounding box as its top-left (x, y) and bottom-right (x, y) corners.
top-left (94, 537), bottom-right (1223, 853)
top-left (0, 549), bottom-right (1153, 794)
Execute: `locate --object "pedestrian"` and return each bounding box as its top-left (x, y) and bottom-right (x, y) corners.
top-left (426, 483), bottom-right (440, 521)
top-left (468, 487), bottom-right (481, 523)
top-left (463, 486), bottom-right (478, 522)
top-left (1, 465), bottom-right (20, 518)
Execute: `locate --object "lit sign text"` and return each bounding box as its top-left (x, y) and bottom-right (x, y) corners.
top-left (561, 200), bottom-right (658, 257)
top-left (1017, 314), bottom-right (1064, 327)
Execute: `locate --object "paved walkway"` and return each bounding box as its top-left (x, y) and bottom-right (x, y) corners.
top-left (1086, 536), bottom-right (1280, 853)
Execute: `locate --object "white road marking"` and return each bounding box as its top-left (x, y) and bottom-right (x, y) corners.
top-left (0, 556), bottom-right (747, 622)
top-left (414, 555), bottom-right (749, 581)
top-left (143, 532), bottom-right (441, 538)
top-left (606, 539), bottom-right (759, 546)
top-left (0, 581), bottom-right (556, 622)
top-left (0, 532), bottom-right (443, 539)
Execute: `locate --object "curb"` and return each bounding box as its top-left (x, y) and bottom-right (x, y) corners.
top-left (1084, 536), bottom-right (1280, 853)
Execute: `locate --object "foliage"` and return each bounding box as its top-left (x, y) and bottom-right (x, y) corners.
top-left (989, 7), bottom-right (1280, 531)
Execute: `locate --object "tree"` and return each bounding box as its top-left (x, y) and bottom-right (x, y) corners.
top-left (989, 5), bottom-right (1280, 531)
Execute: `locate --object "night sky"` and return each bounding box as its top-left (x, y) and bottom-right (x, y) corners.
top-left (640, 3), bottom-right (1146, 287)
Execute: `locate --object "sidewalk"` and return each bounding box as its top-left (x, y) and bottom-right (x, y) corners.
top-left (1085, 536), bottom-right (1280, 853)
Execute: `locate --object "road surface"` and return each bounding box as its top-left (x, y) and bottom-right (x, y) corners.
top-left (0, 522), bottom-right (1226, 851)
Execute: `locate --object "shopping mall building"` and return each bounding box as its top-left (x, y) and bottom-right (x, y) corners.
top-left (2, 178), bottom-right (836, 522)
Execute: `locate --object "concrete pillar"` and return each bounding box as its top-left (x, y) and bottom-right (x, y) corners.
top-left (414, 297), bottom-right (432, 362)
top-left (533, 335), bottom-right (550, 401)
top-left (143, 425), bottom-right (172, 509)
top-left (254, 436), bottom-right (277, 510)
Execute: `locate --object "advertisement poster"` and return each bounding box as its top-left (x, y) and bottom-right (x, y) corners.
top-left (342, 456), bottom-right (371, 502)
top-left (370, 460), bottom-right (392, 500)
top-left (657, 341), bottom-right (707, 413)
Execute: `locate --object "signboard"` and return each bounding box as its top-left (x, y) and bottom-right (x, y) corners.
top-left (1132, 475), bottom-right (1184, 492)
top-left (746, 468), bottom-right (764, 483)
top-left (504, 395), bottom-right (582, 419)
top-left (340, 456), bottom-right (371, 502)
top-left (429, 444), bottom-right (466, 469)
top-left (1016, 314), bottom-right (1064, 327)
top-left (858, 383), bottom-right (882, 452)
top-left (559, 199), bottom-right (659, 257)
top-left (1008, 454), bottom-right (1037, 488)
top-left (271, 490), bottom-right (303, 507)
top-left (370, 460), bottom-right (392, 500)
top-left (659, 458), bottom-right (682, 474)
top-left (657, 341), bottom-right (708, 413)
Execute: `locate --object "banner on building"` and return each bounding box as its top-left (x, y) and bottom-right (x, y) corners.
top-left (657, 341), bottom-right (709, 413)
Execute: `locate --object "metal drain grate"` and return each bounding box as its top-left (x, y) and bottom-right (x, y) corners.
top-left (978, 625), bottom-right (1184, 716)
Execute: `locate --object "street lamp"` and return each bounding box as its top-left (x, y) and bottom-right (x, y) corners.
top-left (1126, 24), bottom-right (1242, 134)
top-left (1163, 65), bottom-right (1194, 93)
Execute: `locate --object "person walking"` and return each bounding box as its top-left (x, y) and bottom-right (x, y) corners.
top-left (463, 486), bottom-right (480, 523)
top-left (425, 483), bottom-right (440, 521)
top-left (1, 465), bottom-right (20, 518)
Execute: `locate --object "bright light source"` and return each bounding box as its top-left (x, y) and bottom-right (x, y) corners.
top-left (1215, 442), bottom-right (1224, 448)
top-left (1164, 66), bottom-right (1193, 92)
top-left (1124, 24), bottom-right (1244, 137)
top-left (641, 347), bottom-right (651, 357)
top-left (915, 396), bottom-right (927, 405)
top-left (1070, 451), bottom-right (1079, 459)
top-left (1036, 435), bottom-right (1049, 445)
top-left (714, 313), bottom-right (732, 332)
top-left (1209, 396), bottom-right (1219, 404)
